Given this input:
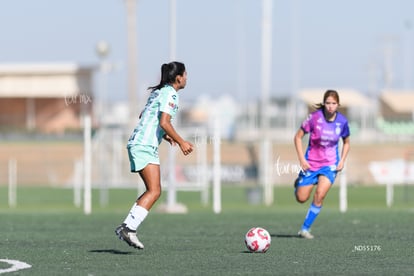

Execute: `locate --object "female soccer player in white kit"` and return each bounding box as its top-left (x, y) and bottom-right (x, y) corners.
top-left (115, 61), bottom-right (193, 249)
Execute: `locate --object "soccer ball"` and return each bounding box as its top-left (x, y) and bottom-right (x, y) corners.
top-left (244, 227), bottom-right (271, 253)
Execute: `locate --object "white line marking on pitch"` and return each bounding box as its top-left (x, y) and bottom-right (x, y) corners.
top-left (0, 259), bottom-right (32, 274)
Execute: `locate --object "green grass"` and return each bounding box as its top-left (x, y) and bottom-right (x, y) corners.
top-left (0, 186), bottom-right (414, 275)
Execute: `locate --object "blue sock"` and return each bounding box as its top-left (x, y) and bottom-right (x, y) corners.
top-left (301, 203), bottom-right (322, 231)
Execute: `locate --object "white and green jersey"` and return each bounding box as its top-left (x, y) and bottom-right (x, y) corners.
top-left (127, 85), bottom-right (179, 148)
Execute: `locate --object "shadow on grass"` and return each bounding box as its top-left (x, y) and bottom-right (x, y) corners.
top-left (270, 233), bottom-right (300, 238)
top-left (89, 249), bottom-right (134, 255)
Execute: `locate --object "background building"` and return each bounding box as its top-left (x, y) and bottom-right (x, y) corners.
top-left (0, 63), bottom-right (94, 134)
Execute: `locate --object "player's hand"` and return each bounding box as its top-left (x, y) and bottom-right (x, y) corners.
top-left (336, 161), bottom-right (345, 172)
top-left (299, 159), bottom-right (311, 172)
top-left (163, 134), bottom-right (177, 146)
top-left (179, 141), bottom-right (194, 156)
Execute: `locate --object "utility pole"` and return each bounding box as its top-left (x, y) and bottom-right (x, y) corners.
top-left (382, 35), bottom-right (396, 89)
top-left (125, 0), bottom-right (138, 130)
top-left (260, 0), bottom-right (273, 206)
top-left (403, 20), bottom-right (413, 90)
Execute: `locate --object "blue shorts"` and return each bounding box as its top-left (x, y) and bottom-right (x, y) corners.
top-left (296, 165), bottom-right (337, 187)
top-left (127, 145), bottom-right (160, 172)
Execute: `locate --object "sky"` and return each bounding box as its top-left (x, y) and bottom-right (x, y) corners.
top-left (1, 0), bottom-right (414, 104)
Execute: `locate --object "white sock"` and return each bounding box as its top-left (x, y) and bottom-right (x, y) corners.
top-left (123, 203), bottom-right (148, 231)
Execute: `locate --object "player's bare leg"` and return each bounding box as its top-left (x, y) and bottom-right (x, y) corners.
top-left (137, 164), bottom-right (162, 210)
top-left (298, 175), bottom-right (332, 239)
top-left (295, 184), bottom-right (314, 203)
top-left (116, 164), bottom-right (161, 249)
top-left (312, 175), bottom-right (332, 206)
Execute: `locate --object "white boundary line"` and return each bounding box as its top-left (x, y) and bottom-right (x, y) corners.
top-left (0, 259), bottom-right (31, 274)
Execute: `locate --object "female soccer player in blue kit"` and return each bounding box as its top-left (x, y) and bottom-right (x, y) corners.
top-left (294, 90), bottom-right (350, 239)
top-left (115, 61), bottom-right (194, 249)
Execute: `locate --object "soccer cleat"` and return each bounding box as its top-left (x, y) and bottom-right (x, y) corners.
top-left (115, 223), bottom-right (144, 249)
top-left (298, 229), bottom-right (314, 239)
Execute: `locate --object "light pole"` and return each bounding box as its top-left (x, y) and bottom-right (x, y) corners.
top-left (95, 40), bottom-right (111, 207)
top-left (125, 0), bottom-right (139, 131)
top-left (289, 0), bottom-right (300, 134)
top-left (95, 40), bottom-right (110, 122)
top-left (403, 20), bottom-right (413, 90)
top-left (260, 0), bottom-right (273, 206)
top-left (163, 0), bottom-right (189, 214)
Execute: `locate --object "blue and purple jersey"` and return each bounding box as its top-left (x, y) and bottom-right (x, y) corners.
top-left (301, 109), bottom-right (350, 170)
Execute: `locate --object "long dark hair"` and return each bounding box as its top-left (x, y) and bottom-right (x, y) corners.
top-left (314, 89), bottom-right (340, 110)
top-left (148, 61), bottom-right (186, 91)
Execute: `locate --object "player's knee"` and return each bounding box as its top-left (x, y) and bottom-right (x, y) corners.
top-left (295, 193), bottom-right (309, 204)
top-left (296, 198), bottom-right (307, 204)
top-left (313, 192), bottom-right (326, 205)
top-left (153, 189), bottom-right (162, 201)
top-left (147, 187), bottom-right (161, 201)
top-left (155, 189), bottom-right (162, 200)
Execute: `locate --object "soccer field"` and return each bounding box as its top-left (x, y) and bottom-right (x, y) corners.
top-left (1, 186), bottom-right (413, 275)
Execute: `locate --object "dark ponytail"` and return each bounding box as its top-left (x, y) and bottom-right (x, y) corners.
top-left (148, 61), bottom-right (186, 91)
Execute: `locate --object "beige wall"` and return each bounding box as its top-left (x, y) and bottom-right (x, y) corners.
top-left (0, 97), bottom-right (92, 133)
top-left (380, 99), bottom-right (412, 121)
top-left (0, 64), bottom-right (95, 133)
